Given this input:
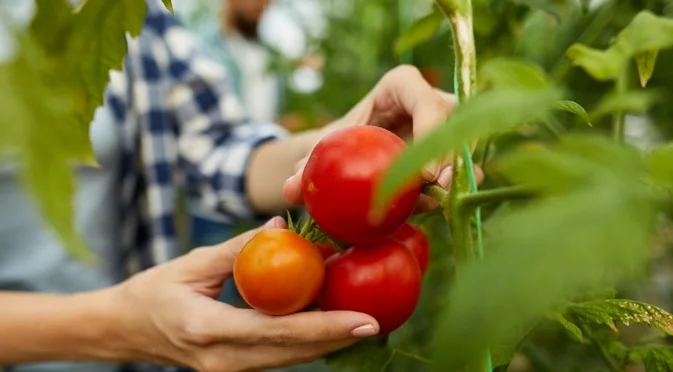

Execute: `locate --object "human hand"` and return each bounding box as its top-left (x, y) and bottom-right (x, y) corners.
top-left (283, 65), bottom-right (483, 212)
top-left (108, 217), bottom-right (379, 372)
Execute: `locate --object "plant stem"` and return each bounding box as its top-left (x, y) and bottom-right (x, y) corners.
top-left (436, 0), bottom-right (492, 371)
top-left (613, 67), bottom-right (629, 144)
top-left (459, 186), bottom-right (538, 212)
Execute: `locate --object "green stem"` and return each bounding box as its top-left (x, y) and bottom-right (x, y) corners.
top-left (613, 67), bottom-right (629, 143)
top-left (459, 186), bottom-right (537, 212)
top-left (436, 0), bottom-right (491, 370)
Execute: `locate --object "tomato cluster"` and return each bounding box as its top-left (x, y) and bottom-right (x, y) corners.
top-left (234, 126), bottom-right (430, 334)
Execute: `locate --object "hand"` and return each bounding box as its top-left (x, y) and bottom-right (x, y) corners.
top-left (109, 217), bottom-right (379, 372)
top-left (282, 65), bottom-right (483, 211)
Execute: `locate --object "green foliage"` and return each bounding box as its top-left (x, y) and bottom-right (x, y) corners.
top-left (636, 50), bottom-right (659, 87)
top-left (162, 0), bottom-right (173, 13)
top-left (590, 90), bottom-right (660, 121)
top-left (431, 136), bottom-right (660, 369)
top-left (547, 311), bottom-right (584, 342)
top-left (479, 58), bottom-right (551, 91)
top-left (648, 143), bottom-right (673, 188)
top-left (395, 8), bottom-right (445, 55)
top-left (567, 11), bottom-right (673, 81)
top-left (566, 299), bottom-right (673, 335)
top-left (552, 100), bottom-right (592, 126)
top-left (326, 338), bottom-right (433, 372)
top-left (0, 0), bottom-right (147, 259)
top-left (630, 346), bottom-right (673, 371)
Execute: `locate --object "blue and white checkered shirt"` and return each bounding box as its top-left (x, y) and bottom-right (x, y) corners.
top-left (105, 0), bottom-right (288, 277)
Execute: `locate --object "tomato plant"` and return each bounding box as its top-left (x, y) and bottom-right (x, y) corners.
top-left (233, 228), bottom-right (325, 316)
top-left (391, 222), bottom-right (430, 276)
top-left (302, 125), bottom-right (421, 245)
top-left (318, 239), bottom-right (422, 335)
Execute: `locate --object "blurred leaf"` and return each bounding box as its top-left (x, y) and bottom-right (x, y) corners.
top-left (0, 0), bottom-right (147, 259)
top-left (326, 339), bottom-right (395, 372)
top-left (479, 58), bottom-right (551, 91)
top-left (629, 346), bottom-right (673, 371)
top-left (395, 10), bottom-right (445, 55)
top-left (648, 143), bottom-right (673, 188)
top-left (636, 50), bottom-right (659, 87)
top-left (590, 90), bottom-right (659, 121)
top-left (68, 0), bottom-right (146, 139)
top-left (552, 100), bottom-right (592, 126)
top-left (509, 0), bottom-right (562, 23)
top-left (567, 299), bottom-right (673, 335)
top-left (567, 11), bottom-right (673, 81)
top-left (565, 43), bottom-right (627, 81)
top-left (377, 87), bottom-right (562, 208)
top-left (489, 323), bottom-right (538, 367)
top-left (162, 0), bottom-right (173, 13)
top-left (547, 312), bottom-right (584, 342)
top-left (431, 136), bottom-right (659, 369)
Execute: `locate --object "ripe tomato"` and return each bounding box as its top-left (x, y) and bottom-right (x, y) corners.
top-left (315, 242), bottom-right (338, 261)
top-left (302, 126), bottom-right (421, 244)
top-left (318, 239), bottom-right (422, 334)
top-left (392, 223), bottom-right (430, 276)
top-left (233, 228), bottom-right (325, 316)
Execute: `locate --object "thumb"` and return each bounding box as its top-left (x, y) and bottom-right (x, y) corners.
top-left (180, 216), bottom-right (287, 280)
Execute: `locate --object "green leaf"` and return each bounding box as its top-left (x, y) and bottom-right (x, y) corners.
top-left (394, 10), bottom-right (445, 55)
top-left (565, 43), bottom-right (628, 81)
top-left (636, 50), bottom-right (659, 87)
top-left (590, 90), bottom-right (659, 121)
top-left (566, 11), bottom-right (673, 81)
top-left (552, 100), bottom-right (592, 126)
top-left (648, 143), bottom-right (673, 188)
top-left (431, 136), bottom-right (659, 370)
top-left (630, 346), bottom-right (673, 371)
top-left (479, 58), bottom-right (551, 91)
top-left (547, 312), bottom-right (584, 342)
top-left (566, 299), bottom-right (673, 335)
top-left (377, 87), bottom-right (563, 208)
top-left (68, 0), bottom-right (147, 141)
top-left (162, 0), bottom-right (174, 13)
top-left (325, 338), bottom-right (395, 372)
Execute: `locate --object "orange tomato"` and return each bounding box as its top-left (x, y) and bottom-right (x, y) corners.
top-left (233, 228), bottom-right (325, 316)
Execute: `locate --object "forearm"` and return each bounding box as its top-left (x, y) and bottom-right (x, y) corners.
top-left (0, 290), bottom-right (129, 365)
top-left (246, 128), bottom-right (323, 214)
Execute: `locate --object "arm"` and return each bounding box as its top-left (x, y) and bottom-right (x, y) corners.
top-left (0, 290), bottom-right (128, 365)
top-left (159, 20), bottom-right (319, 217)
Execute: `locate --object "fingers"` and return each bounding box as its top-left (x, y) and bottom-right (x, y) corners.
top-left (378, 66), bottom-right (457, 180)
top-left (205, 308), bottom-right (379, 346)
top-left (180, 217), bottom-right (287, 280)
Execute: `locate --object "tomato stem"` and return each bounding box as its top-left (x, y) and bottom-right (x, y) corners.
top-left (298, 216), bottom-right (316, 239)
top-left (458, 186), bottom-right (537, 212)
top-left (422, 183), bottom-right (449, 205)
top-left (437, 0), bottom-right (492, 370)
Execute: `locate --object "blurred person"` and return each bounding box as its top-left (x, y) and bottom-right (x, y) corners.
top-left (0, 0), bottom-right (468, 371)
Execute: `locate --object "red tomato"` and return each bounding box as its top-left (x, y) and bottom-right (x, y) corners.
top-left (302, 126), bottom-right (421, 244)
top-left (392, 223), bottom-right (430, 276)
top-left (234, 229), bottom-right (325, 316)
top-left (318, 239), bottom-right (422, 334)
top-left (315, 242), bottom-right (338, 260)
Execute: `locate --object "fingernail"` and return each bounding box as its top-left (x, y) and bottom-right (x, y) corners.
top-left (437, 166), bottom-right (453, 188)
top-left (423, 161), bottom-right (441, 181)
top-left (284, 175), bottom-right (295, 186)
top-left (351, 324), bottom-right (377, 337)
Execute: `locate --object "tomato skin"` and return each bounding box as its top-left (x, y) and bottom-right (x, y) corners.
top-left (302, 126), bottom-right (421, 245)
top-left (315, 242), bottom-right (338, 261)
top-left (392, 223), bottom-right (430, 276)
top-left (234, 229), bottom-right (325, 316)
top-left (318, 239), bottom-right (422, 334)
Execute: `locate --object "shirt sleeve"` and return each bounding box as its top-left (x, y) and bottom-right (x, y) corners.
top-left (161, 20), bottom-right (289, 220)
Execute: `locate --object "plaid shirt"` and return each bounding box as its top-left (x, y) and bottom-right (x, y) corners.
top-left (105, 0), bottom-right (287, 277)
